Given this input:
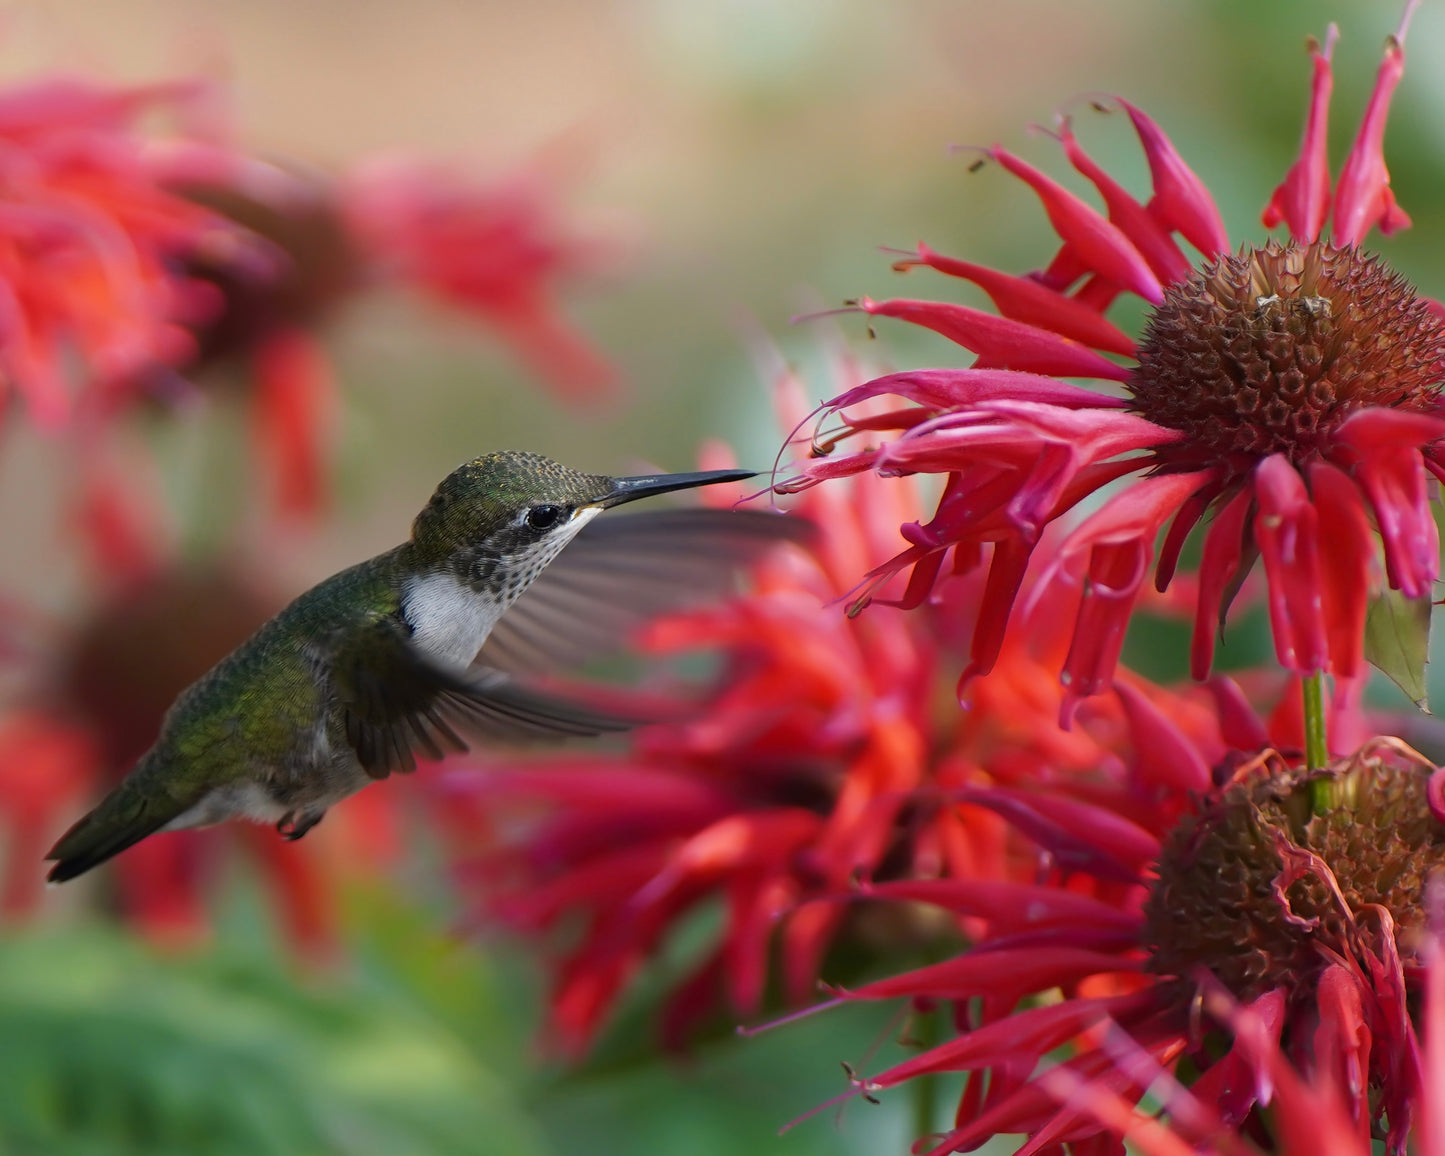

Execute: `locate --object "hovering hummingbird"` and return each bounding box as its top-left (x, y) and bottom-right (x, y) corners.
top-left (47, 451), bottom-right (804, 883)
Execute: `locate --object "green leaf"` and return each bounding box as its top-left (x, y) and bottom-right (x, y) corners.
top-left (0, 927), bottom-right (544, 1156)
top-left (1365, 588), bottom-right (1432, 711)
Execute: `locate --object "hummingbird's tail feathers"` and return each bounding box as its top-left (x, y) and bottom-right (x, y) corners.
top-left (45, 787), bottom-right (179, 883)
top-left (477, 508), bottom-right (815, 676)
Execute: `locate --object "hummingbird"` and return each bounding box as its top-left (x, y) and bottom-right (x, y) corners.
top-left (46, 451), bottom-right (805, 883)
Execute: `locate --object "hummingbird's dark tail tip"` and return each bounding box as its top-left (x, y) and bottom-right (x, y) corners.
top-left (45, 800), bottom-right (170, 884)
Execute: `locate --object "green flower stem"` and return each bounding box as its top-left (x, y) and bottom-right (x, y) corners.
top-left (1303, 672), bottom-right (1330, 811)
top-left (912, 1002), bottom-right (940, 1143)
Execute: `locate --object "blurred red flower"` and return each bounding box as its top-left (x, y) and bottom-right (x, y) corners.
top-left (0, 68), bottom-right (616, 519)
top-left (431, 350), bottom-right (1113, 1057)
top-left (0, 455), bottom-right (401, 957)
top-left (177, 152), bottom-right (618, 517)
top-left (0, 76), bottom-right (273, 426)
top-left (779, 11), bottom-right (1444, 718)
top-left (801, 684), bottom-right (1440, 1155)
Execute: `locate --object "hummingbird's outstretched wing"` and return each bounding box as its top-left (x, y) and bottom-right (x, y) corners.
top-left (333, 616), bottom-right (637, 779)
top-left (476, 508), bottom-right (812, 676)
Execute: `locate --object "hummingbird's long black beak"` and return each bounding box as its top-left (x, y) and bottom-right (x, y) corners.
top-left (597, 468), bottom-right (757, 509)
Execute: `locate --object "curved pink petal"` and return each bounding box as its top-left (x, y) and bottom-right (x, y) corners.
top-left (1031, 471), bottom-right (1208, 716)
top-left (856, 296), bottom-right (1131, 381)
top-left (1332, 9), bottom-right (1415, 246)
top-left (894, 242), bottom-right (1140, 355)
top-left (960, 536), bottom-right (1035, 685)
top-left (1186, 988), bottom-right (1287, 1130)
top-left (1263, 26), bottom-right (1336, 242)
top-left (836, 944), bottom-right (1139, 1002)
top-left (1115, 99), bottom-right (1229, 259)
top-left (825, 366), bottom-right (1129, 417)
top-left (1054, 118), bottom-right (1192, 286)
top-left (1190, 486), bottom-right (1253, 680)
top-left (1332, 406), bottom-right (1445, 598)
top-left (1422, 922), bottom-right (1445, 1156)
top-left (1306, 460), bottom-right (1375, 678)
top-left (990, 146), bottom-right (1163, 303)
top-left (860, 878), bottom-right (1141, 934)
top-left (1204, 676), bottom-right (1272, 753)
top-left (867, 989), bottom-right (1160, 1088)
top-left (1114, 680), bottom-right (1211, 794)
top-left (1252, 454), bottom-right (1328, 674)
top-left (880, 402), bottom-right (1175, 538)
top-left (958, 786), bottom-right (1162, 879)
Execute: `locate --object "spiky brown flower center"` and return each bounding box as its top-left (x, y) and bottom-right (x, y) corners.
top-left (1142, 745), bottom-right (1445, 997)
top-left (1129, 241), bottom-right (1445, 462)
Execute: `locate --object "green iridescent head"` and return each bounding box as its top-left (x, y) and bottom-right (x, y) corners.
top-left (409, 450), bottom-right (757, 560)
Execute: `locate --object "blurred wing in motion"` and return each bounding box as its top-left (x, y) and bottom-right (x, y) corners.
top-left (335, 615), bottom-right (639, 780)
top-left (476, 508), bottom-right (812, 676)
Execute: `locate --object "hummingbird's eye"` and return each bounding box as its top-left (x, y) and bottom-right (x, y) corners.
top-left (525, 504), bottom-right (564, 531)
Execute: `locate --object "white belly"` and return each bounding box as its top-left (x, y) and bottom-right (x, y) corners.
top-left (402, 571), bottom-right (503, 669)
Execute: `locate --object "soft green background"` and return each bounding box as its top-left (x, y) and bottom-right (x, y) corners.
top-left (2, 1), bottom-right (1444, 1153)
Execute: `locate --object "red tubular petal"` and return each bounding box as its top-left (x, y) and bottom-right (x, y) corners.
top-left (899, 243), bottom-right (1139, 356)
top-left (858, 296), bottom-right (1131, 381)
top-left (1040, 472), bottom-right (1207, 716)
top-left (1333, 407), bottom-right (1445, 597)
top-left (1263, 26), bottom-right (1336, 242)
top-left (1186, 988), bottom-right (1286, 1129)
top-left (826, 366), bottom-right (1129, 414)
top-left (1311, 965), bottom-right (1372, 1137)
top-left (1113, 680), bottom-right (1210, 793)
top-left (1155, 477), bottom-right (1222, 593)
top-left (252, 328), bottom-right (336, 519)
top-left (959, 787), bottom-right (1162, 879)
top-left (1190, 486), bottom-right (1253, 680)
top-left (1332, 12), bottom-right (1414, 246)
top-left (1203, 676), bottom-right (1272, 752)
top-left (723, 872), bottom-right (796, 1013)
top-left (960, 536), bottom-right (1034, 685)
top-left (868, 989), bottom-right (1160, 1088)
top-left (1054, 120), bottom-right (1191, 286)
top-left (989, 147), bottom-right (1164, 304)
top-left (1032, 243), bottom-right (1090, 293)
top-left (781, 899), bottom-right (847, 1006)
top-left (1115, 100), bottom-right (1230, 259)
top-left (1306, 461), bottom-right (1374, 678)
top-left (1252, 454), bottom-right (1329, 674)
top-left (838, 945), bottom-right (1139, 1003)
top-left (1073, 273), bottom-right (1124, 315)
top-left (1060, 540), bottom-right (1150, 720)
top-left (1422, 924), bottom-right (1445, 1156)
top-left (861, 878), bottom-right (1140, 934)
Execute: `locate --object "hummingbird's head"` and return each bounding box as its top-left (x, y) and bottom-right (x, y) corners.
top-left (409, 450), bottom-right (756, 567)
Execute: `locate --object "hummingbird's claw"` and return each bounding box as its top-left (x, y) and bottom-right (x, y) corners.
top-left (277, 810), bottom-right (324, 841)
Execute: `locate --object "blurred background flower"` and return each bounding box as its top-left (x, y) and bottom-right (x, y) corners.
top-left (2, 2), bottom-right (1445, 1155)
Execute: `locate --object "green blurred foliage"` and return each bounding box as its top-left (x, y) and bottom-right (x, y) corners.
top-left (0, 925), bottom-right (541, 1156)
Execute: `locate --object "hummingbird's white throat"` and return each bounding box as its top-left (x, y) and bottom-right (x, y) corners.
top-left (401, 505), bottom-right (604, 670)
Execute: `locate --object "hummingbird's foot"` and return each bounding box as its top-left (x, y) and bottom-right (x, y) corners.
top-left (276, 810), bottom-right (323, 841)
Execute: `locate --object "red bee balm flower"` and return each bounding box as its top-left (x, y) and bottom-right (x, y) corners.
top-left (801, 687), bottom-right (1443, 1155)
top-left (780, 10), bottom-right (1443, 717)
top-left (0, 76), bottom-right (270, 426)
top-left (1038, 895), bottom-right (1445, 1156)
